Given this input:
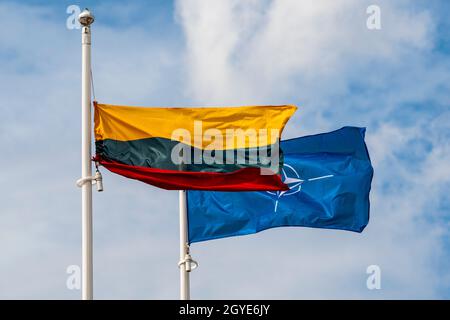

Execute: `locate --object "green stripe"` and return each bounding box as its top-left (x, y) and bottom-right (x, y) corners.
top-left (96, 137), bottom-right (283, 173)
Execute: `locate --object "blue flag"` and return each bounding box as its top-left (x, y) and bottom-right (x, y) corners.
top-left (187, 127), bottom-right (373, 243)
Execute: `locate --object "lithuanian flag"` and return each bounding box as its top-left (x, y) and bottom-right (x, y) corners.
top-left (94, 102), bottom-right (297, 190)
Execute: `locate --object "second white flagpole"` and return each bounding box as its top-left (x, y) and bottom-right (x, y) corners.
top-left (179, 190), bottom-right (190, 300)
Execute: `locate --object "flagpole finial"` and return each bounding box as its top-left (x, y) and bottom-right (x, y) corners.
top-left (78, 8), bottom-right (94, 27)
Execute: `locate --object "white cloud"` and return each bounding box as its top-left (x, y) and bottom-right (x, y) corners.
top-left (175, 0), bottom-right (433, 106)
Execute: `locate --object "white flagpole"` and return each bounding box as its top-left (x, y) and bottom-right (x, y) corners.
top-left (179, 190), bottom-right (190, 300)
top-left (78, 9), bottom-right (95, 300)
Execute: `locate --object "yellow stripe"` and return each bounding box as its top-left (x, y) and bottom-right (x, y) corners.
top-left (94, 102), bottom-right (297, 150)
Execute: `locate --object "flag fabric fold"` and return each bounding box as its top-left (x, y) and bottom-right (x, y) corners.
top-left (187, 127), bottom-right (373, 243)
top-left (94, 102), bottom-right (297, 190)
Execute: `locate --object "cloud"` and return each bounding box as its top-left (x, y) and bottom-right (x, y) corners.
top-left (175, 0), bottom-right (433, 106)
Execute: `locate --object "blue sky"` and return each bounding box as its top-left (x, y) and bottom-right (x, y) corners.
top-left (0, 0), bottom-right (449, 299)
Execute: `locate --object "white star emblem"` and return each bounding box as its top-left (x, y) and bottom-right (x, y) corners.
top-left (267, 164), bottom-right (334, 212)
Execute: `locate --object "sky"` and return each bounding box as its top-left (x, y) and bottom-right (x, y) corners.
top-left (0, 0), bottom-right (449, 299)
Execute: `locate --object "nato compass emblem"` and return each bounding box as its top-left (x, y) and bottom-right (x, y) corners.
top-left (267, 164), bottom-right (334, 212)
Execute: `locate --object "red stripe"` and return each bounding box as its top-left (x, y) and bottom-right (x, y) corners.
top-left (97, 158), bottom-right (288, 191)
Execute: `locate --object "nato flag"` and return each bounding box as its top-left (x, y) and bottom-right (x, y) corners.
top-left (187, 127), bottom-right (373, 243)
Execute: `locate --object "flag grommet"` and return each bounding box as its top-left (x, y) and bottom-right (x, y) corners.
top-left (76, 169), bottom-right (104, 192)
top-left (178, 253), bottom-right (198, 272)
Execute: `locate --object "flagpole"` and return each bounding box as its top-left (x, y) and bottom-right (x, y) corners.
top-left (179, 190), bottom-right (190, 299)
top-left (79, 9), bottom-right (95, 300)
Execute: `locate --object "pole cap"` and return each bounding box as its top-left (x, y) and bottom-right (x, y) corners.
top-left (78, 8), bottom-right (95, 26)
